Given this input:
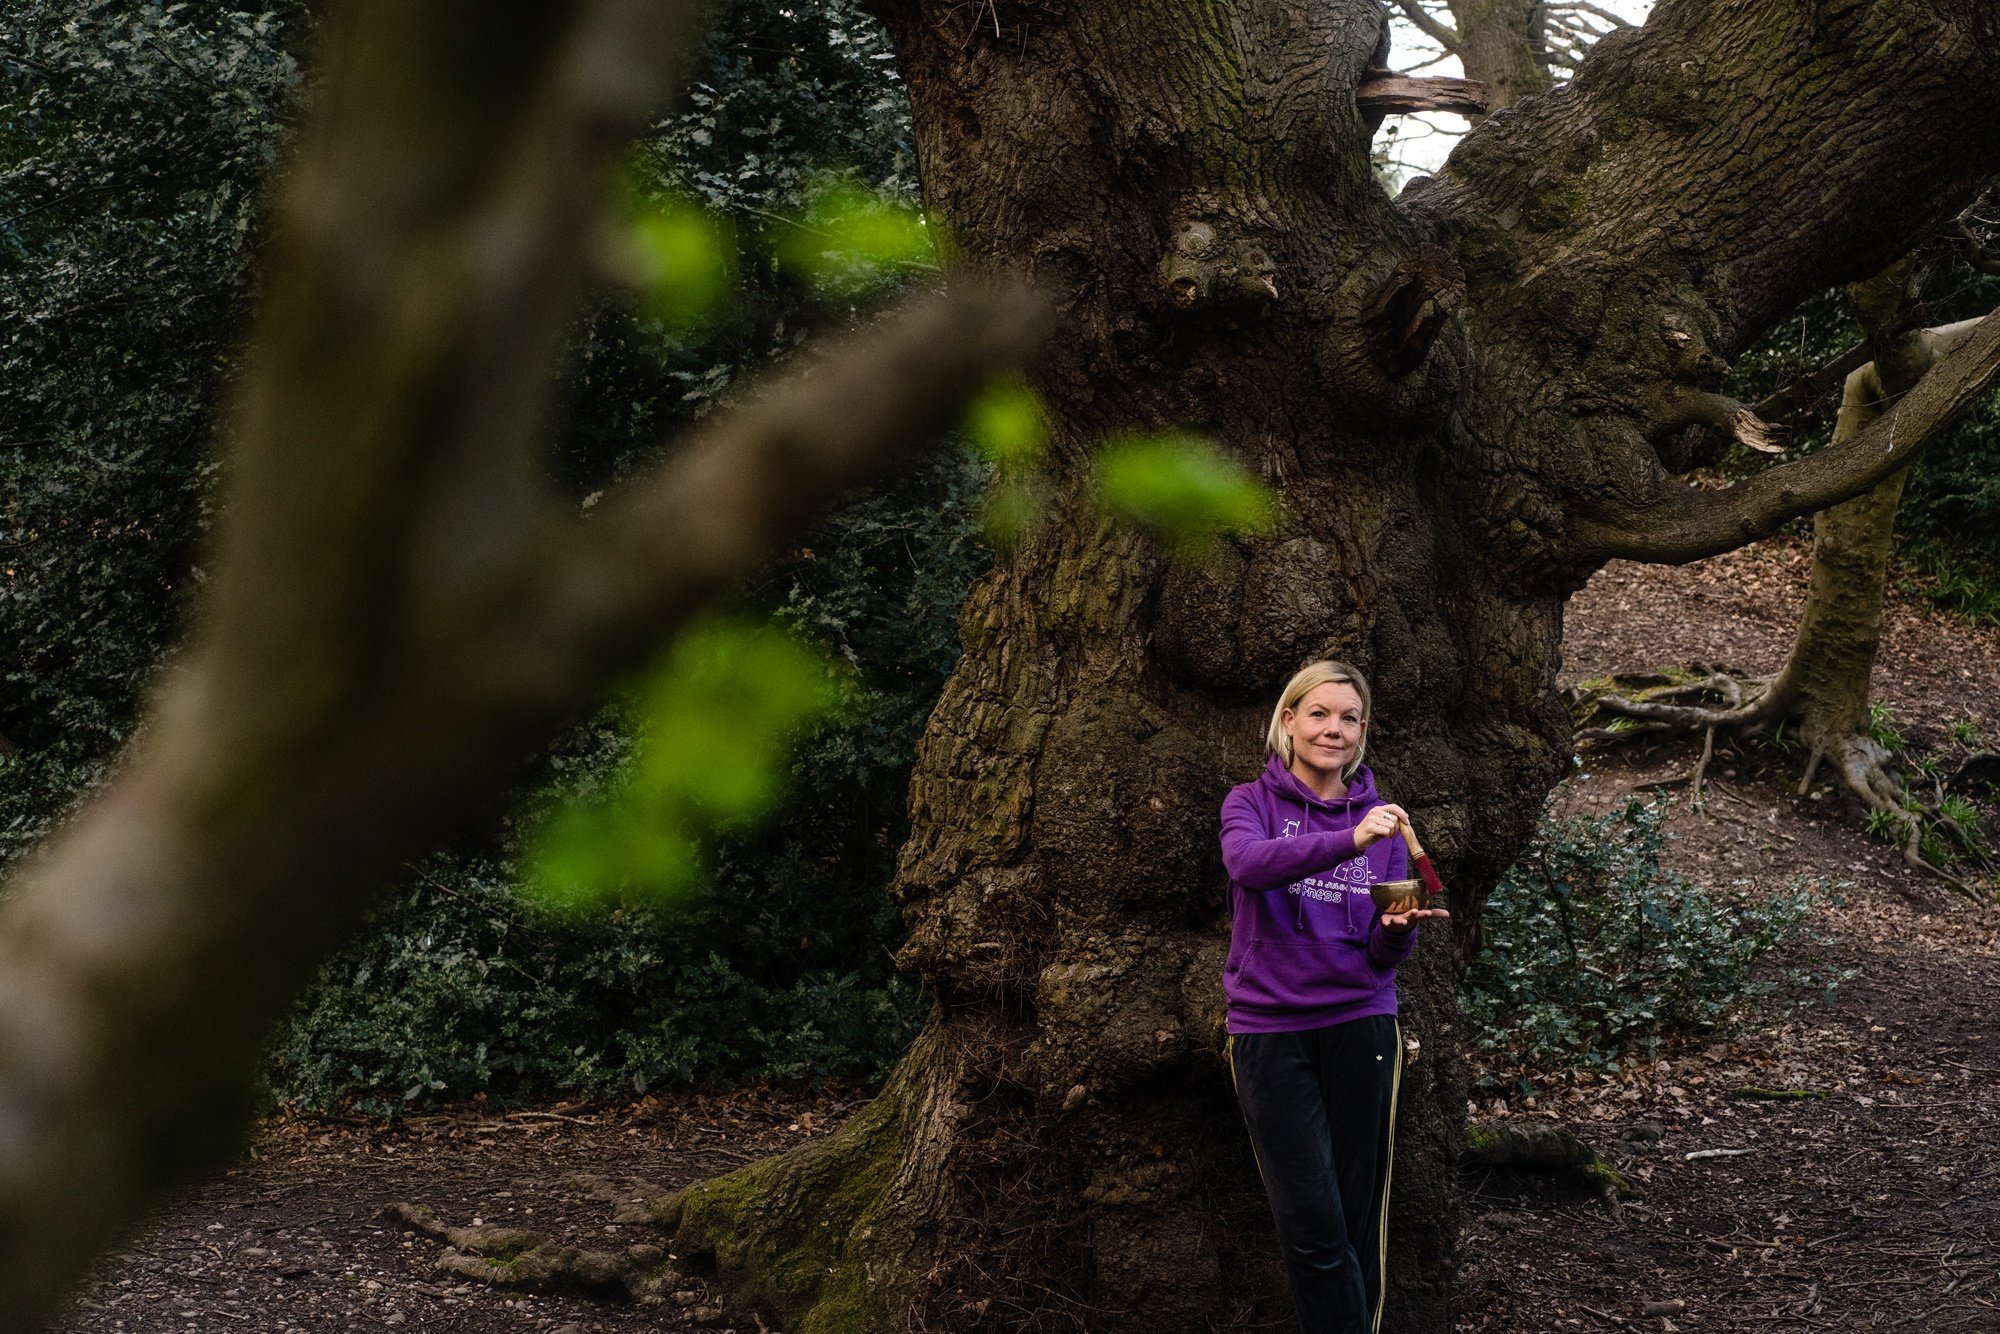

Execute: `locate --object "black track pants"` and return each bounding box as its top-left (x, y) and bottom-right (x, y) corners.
top-left (1229, 1014), bottom-right (1402, 1334)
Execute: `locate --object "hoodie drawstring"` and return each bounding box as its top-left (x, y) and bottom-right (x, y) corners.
top-left (1295, 793), bottom-right (1309, 932)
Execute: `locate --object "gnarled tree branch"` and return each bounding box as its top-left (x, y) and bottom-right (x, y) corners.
top-left (1573, 310), bottom-right (2000, 564)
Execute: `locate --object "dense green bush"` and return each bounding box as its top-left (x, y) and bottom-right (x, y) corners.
top-left (269, 440), bottom-right (985, 1114)
top-left (270, 857), bottom-right (923, 1117)
top-left (1462, 794), bottom-right (1832, 1082)
top-left (1, 2), bottom-right (308, 863)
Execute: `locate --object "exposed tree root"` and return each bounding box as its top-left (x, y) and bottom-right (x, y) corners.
top-left (378, 1198), bottom-right (688, 1306)
top-left (1571, 669), bottom-right (1994, 901)
top-left (1952, 750), bottom-right (2000, 793)
top-left (1462, 1121), bottom-right (1637, 1204)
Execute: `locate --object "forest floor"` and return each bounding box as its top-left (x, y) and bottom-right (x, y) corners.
top-left (54, 537), bottom-right (2000, 1334)
top-left (1457, 538), bottom-right (2000, 1333)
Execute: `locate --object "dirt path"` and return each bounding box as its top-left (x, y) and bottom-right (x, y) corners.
top-left (56, 1091), bottom-right (851, 1333)
top-left (1458, 543), bottom-right (2000, 1332)
top-left (55, 540), bottom-right (2000, 1333)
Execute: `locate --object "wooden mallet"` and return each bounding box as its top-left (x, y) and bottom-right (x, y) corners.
top-left (1397, 815), bottom-right (1446, 901)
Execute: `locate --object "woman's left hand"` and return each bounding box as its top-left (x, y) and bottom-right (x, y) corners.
top-left (1381, 906), bottom-right (1451, 935)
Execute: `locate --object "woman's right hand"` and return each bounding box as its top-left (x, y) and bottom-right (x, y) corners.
top-left (1354, 802), bottom-right (1408, 849)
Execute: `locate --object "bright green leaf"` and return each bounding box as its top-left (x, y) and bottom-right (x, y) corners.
top-left (776, 181), bottom-right (938, 295)
top-left (1094, 432), bottom-right (1277, 551)
top-left (524, 619), bottom-right (848, 913)
top-left (964, 379), bottom-right (1048, 469)
top-left (625, 196), bottom-right (738, 331)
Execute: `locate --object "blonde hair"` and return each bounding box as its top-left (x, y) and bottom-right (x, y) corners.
top-left (1266, 660), bottom-right (1372, 778)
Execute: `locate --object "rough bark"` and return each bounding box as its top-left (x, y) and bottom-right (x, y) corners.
top-left (1450, 0), bottom-right (1555, 111)
top-left (668, 2), bottom-right (2000, 1331)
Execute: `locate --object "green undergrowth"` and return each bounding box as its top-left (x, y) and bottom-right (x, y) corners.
top-left (268, 440), bottom-right (987, 1117)
top-left (1463, 793), bottom-right (1840, 1091)
top-left (268, 850), bottom-right (926, 1118)
top-left (1901, 541), bottom-right (2000, 628)
top-left (1844, 702), bottom-right (1996, 881)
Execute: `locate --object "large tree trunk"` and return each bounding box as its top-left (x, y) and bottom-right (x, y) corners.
top-left (666, 3), bottom-right (2000, 1330)
top-left (668, 4), bottom-right (1560, 1325)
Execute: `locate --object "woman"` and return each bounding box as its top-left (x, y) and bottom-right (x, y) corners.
top-left (1219, 660), bottom-right (1450, 1334)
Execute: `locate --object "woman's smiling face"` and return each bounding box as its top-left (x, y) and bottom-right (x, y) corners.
top-left (1283, 681), bottom-right (1367, 787)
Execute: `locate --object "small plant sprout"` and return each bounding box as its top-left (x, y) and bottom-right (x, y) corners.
top-left (1867, 702), bottom-right (1904, 752)
top-left (1941, 794), bottom-right (1981, 833)
top-left (1920, 829), bottom-right (1953, 868)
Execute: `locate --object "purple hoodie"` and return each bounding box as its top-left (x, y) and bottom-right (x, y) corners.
top-left (1220, 755), bottom-right (1415, 1035)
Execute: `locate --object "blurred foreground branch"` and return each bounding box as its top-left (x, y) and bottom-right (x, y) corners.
top-left (0, 1), bottom-right (1043, 1324)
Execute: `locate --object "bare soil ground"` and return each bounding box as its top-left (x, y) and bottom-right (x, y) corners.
top-left (55, 1089), bottom-right (853, 1333)
top-left (54, 538), bottom-right (2000, 1333)
top-left (1459, 541), bottom-right (2000, 1333)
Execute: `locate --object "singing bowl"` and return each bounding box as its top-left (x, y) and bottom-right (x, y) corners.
top-left (1369, 879), bottom-right (1426, 915)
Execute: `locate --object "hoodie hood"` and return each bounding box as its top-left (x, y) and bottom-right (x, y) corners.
top-left (1261, 752), bottom-right (1378, 812)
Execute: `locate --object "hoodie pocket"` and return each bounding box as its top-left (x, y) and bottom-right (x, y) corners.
top-left (1229, 939), bottom-right (1387, 1014)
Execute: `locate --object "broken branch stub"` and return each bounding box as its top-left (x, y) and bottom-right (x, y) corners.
top-left (1355, 69), bottom-right (1491, 118)
top-left (1156, 218), bottom-right (1278, 314)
